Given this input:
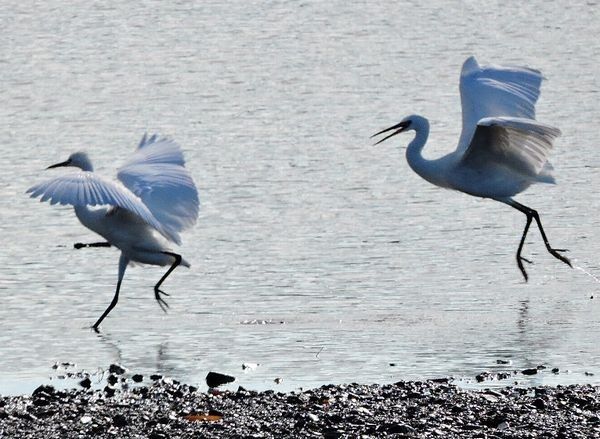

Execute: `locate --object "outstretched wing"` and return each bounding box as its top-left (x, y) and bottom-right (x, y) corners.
top-left (457, 56), bottom-right (544, 154)
top-left (27, 171), bottom-right (176, 241)
top-left (460, 117), bottom-right (561, 179)
top-left (117, 134), bottom-right (199, 244)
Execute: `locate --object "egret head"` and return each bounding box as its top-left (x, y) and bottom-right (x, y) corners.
top-left (371, 114), bottom-right (427, 145)
top-left (47, 152), bottom-right (93, 172)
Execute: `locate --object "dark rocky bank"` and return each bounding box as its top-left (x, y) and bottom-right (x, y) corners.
top-left (1, 374), bottom-right (600, 438)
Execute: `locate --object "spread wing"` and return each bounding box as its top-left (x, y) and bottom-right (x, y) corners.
top-left (26, 171), bottom-right (176, 241)
top-left (460, 117), bottom-right (561, 179)
top-left (117, 134), bottom-right (199, 244)
top-left (457, 56), bottom-right (544, 154)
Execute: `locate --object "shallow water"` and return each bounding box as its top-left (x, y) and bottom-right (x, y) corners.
top-left (2, 0), bottom-right (600, 395)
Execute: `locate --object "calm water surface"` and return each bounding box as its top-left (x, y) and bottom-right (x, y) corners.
top-left (1, 1), bottom-right (600, 394)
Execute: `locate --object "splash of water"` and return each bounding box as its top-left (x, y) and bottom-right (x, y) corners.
top-left (574, 264), bottom-right (600, 284)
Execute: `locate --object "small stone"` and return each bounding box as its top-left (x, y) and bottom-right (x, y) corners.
top-left (497, 421), bottom-right (510, 430)
top-left (522, 368), bottom-right (538, 376)
top-left (132, 374), bottom-right (144, 383)
top-left (552, 368), bottom-right (560, 374)
top-left (81, 415), bottom-right (92, 424)
top-left (383, 423), bottom-right (416, 434)
top-left (79, 377), bottom-right (92, 389)
top-left (109, 364), bottom-right (126, 375)
top-left (496, 359), bottom-right (512, 365)
top-left (32, 385), bottom-right (55, 397)
top-left (150, 374), bottom-right (162, 381)
top-left (104, 385), bottom-right (116, 397)
top-left (357, 407), bottom-right (373, 416)
top-left (32, 397), bottom-right (50, 407)
top-left (533, 398), bottom-right (545, 410)
top-left (113, 414), bottom-right (128, 427)
top-left (107, 374), bottom-right (118, 385)
top-left (274, 377), bottom-right (283, 384)
top-left (307, 413), bottom-right (319, 422)
top-left (206, 371), bottom-right (236, 388)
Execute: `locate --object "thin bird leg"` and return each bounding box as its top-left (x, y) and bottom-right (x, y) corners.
top-left (515, 213), bottom-right (534, 282)
top-left (506, 200), bottom-right (571, 281)
top-left (153, 252), bottom-right (182, 313)
top-left (92, 254), bottom-right (129, 332)
top-left (74, 242), bottom-right (111, 249)
top-left (529, 209), bottom-right (572, 267)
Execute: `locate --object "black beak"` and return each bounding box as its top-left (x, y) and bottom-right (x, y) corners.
top-left (371, 121), bottom-right (409, 145)
top-left (47, 159), bottom-right (71, 169)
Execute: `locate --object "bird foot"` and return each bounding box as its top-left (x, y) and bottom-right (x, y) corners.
top-left (517, 256), bottom-right (532, 282)
top-left (548, 248), bottom-right (572, 267)
top-left (154, 288), bottom-right (170, 313)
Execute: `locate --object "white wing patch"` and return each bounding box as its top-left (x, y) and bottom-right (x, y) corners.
top-left (27, 171), bottom-right (177, 242)
top-left (117, 135), bottom-right (199, 242)
top-left (458, 56), bottom-right (545, 154)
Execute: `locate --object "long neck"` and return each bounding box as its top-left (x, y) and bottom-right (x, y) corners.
top-left (405, 119), bottom-right (438, 184)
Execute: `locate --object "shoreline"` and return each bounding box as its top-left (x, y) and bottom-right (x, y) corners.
top-left (1, 374), bottom-right (599, 438)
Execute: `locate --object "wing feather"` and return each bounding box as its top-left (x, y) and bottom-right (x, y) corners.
top-left (27, 171), bottom-right (178, 242)
top-left (460, 117), bottom-right (560, 179)
top-left (117, 134), bottom-right (199, 240)
top-left (458, 56), bottom-right (545, 154)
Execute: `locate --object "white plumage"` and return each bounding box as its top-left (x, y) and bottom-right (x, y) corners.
top-left (372, 56), bottom-right (571, 281)
top-left (27, 134), bottom-right (199, 331)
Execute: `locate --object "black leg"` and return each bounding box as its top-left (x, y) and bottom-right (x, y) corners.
top-left (154, 252), bottom-right (182, 313)
top-left (506, 200), bottom-right (571, 281)
top-left (92, 254), bottom-right (129, 332)
top-left (92, 279), bottom-right (121, 333)
top-left (515, 212), bottom-right (534, 282)
top-left (75, 242), bottom-right (111, 249)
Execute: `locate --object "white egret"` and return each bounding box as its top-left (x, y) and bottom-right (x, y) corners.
top-left (27, 134), bottom-right (199, 330)
top-left (372, 56), bottom-right (571, 281)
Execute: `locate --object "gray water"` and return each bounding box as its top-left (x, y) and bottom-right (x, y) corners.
top-left (1, 1), bottom-right (600, 395)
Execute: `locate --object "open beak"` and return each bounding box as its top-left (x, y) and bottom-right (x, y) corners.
top-left (371, 121), bottom-right (409, 145)
top-left (46, 159), bottom-right (71, 169)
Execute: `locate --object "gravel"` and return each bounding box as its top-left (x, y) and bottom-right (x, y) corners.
top-left (1, 375), bottom-right (600, 438)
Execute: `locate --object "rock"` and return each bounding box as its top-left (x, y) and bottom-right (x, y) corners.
top-left (497, 421), bottom-right (510, 430)
top-left (32, 385), bottom-right (55, 397)
top-left (206, 371), bottom-right (236, 388)
top-left (533, 398), bottom-right (545, 410)
top-left (522, 368), bottom-right (538, 376)
top-left (80, 415), bottom-right (92, 424)
top-left (108, 364), bottom-right (126, 375)
top-left (382, 423), bottom-right (415, 434)
top-left (104, 385), bottom-right (116, 397)
top-left (150, 374), bottom-right (163, 381)
top-left (132, 374), bottom-right (144, 383)
top-left (113, 414), bottom-right (128, 427)
top-left (107, 374), bottom-right (118, 385)
top-left (79, 377), bottom-right (92, 389)
top-left (307, 413), bottom-right (319, 422)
